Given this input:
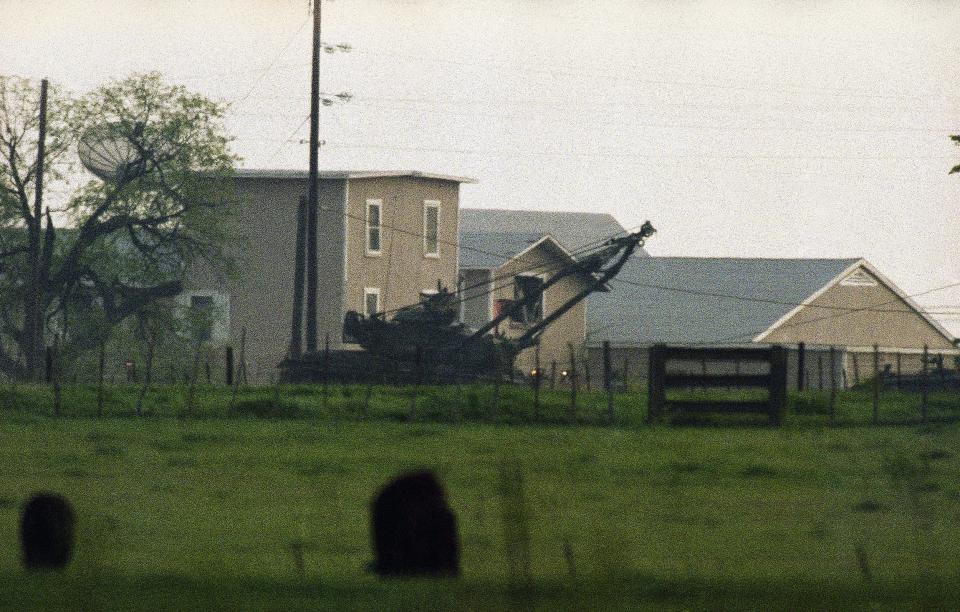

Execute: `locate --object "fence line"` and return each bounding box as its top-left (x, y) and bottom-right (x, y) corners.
top-left (5, 333), bottom-right (958, 427)
top-left (585, 343), bottom-right (960, 391)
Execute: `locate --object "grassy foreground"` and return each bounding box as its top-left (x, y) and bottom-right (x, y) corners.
top-left (1, 385), bottom-right (959, 609)
top-left (3, 380), bottom-right (960, 425)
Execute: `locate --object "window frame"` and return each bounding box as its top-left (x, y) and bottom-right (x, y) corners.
top-left (189, 294), bottom-right (216, 342)
top-left (363, 287), bottom-right (381, 317)
top-left (365, 199), bottom-right (383, 256)
top-left (176, 290), bottom-right (231, 345)
top-left (422, 200), bottom-right (441, 258)
top-left (512, 274), bottom-right (545, 326)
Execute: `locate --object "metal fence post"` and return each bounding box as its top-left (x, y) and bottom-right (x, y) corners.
top-left (568, 343), bottom-right (577, 424)
top-left (533, 344), bottom-right (541, 421)
top-left (768, 346), bottom-right (787, 426)
top-left (225, 346), bottom-right (234, 386)
top-left (829, 346), bottom-right (837, 425)
top-left (647, 344), bottom-right (666, 423)
top-left (797, 342), bottom-right (806, 391)
top-left (921, 344), bottom-right (929, 423)
top-left (603, 340), bottom-right (614, 424)
top-left (872, 344), bottom-right (880, 425)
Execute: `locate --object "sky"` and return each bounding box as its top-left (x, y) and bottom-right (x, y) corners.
top-left (2, 0), bottom-right (959, 334)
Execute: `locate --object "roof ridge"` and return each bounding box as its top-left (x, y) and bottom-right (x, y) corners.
top-left (645, 255), bottom-right (862, 262)
top-left (232, 168), bottom-right (477, 183)
top-left (462, 207), bottom-right (617, 217)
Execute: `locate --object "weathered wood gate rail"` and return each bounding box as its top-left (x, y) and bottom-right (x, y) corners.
top-left (647, 345), bottom-right (788, 425)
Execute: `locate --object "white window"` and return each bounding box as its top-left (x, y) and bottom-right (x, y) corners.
top-left (513, 275), bottom-right (544, 325)
top-left (363, 287), bottom-right (381, 317)
top-left (423, 200), bottom-right (440, 257)
top-left (366, 199), bottom-right (382, 255)
top-left (190, 295), bottom-right (215, 341)
top-left (175, 291), bottom-right (231, 344)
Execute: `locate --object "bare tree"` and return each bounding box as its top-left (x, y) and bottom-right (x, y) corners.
top-left (0, 73), bottom-right (238, 380)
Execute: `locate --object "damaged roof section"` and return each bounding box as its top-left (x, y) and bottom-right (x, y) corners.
top-left (459, 208), bottom-right (636, 256)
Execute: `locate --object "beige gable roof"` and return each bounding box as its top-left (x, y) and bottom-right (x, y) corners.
top-left (754, 259), bottom-right (956, 346)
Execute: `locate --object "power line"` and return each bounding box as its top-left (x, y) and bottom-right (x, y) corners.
top-left (232, 90), bottom-right (960, 117)
top-left (315, 143), bottom-right (958, 162)
top-left (175, 62), bottom-right (307, 83)
top-left (124, 24), bottom-right (954, 106)
top-left (379, 240), bottom-right (960, 336)
top-left (380, 243), bottom-right (602, 318)
top-left (228, 16), bottom-right (311, 109)
top-left (157, 46), bottom-right (948, 105)
top-left (607, 277), bottom-right (960, 316)
top-left (231, 100), bottom-right (959, 133)
top-left (683, 279), bottom-right (960, 345)
top-left (343, 46), bottom-right (940, 102)
top-left (284, 186), bottom-right (640, 317)
top-left (378, 226), bottom-right (638, 317)
top-left (262, 114), bottom-right (310, 165)
top-left (338, 203), bottom-right (630, 283)
top-left (241, 138), bottom-right (958, 167)
top-left (235, 134), bottom-right (960, 161)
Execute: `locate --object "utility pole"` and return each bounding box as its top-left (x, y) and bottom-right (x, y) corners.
top-left (289, 195), bottom-right (307, 358)
top-left (25, 78), bottom-right (48, 380)
top-left (305, 0), bottom-right (322, 354)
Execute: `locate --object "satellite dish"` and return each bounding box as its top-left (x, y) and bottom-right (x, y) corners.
top-left (77, 122), bottom-right (147, 182)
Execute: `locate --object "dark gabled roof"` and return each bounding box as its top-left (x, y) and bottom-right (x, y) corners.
top-left (459, 208), bottom-right (639, 256)
top-left (459, 231), bottom-right (546, 269)
top-left (586, 256), bottom-right (861, 346)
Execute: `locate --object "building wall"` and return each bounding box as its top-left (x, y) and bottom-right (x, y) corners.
top-left (187, 174), bottom-right (463, 379)
top-left (489, 244), bottom-right (589, 374)
top-left (460, 268), bottom-right (492, 330)
top-left (188, 176), bottom-right (346, 379)
top-left (761, 266), bottom-right (954, 350)
top-left (343, 177), bottom-right (460, 327)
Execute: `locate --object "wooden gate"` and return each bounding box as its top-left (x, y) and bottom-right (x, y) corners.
top-left (647, 345), bottom-right (788, 425)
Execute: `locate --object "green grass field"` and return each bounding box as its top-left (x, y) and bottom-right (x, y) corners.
top-left (1, 384), bottom-right (960, 610)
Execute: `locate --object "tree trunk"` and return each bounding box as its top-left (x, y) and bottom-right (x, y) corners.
top-left (24, 79), bottom-right (49, 382)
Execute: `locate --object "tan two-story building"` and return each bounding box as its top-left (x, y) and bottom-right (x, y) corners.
top-left (187, 169), bottom-right (475, 379)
